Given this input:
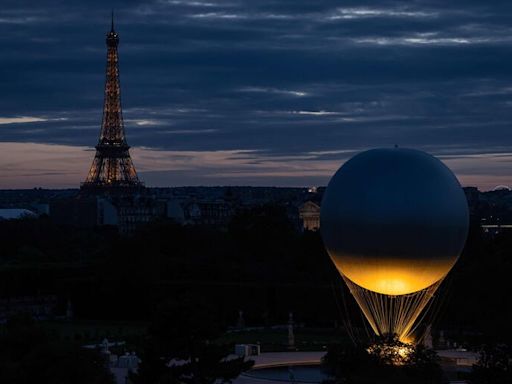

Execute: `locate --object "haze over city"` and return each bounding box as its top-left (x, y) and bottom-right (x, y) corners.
top-left (2, 0), bottom-right (512, 189)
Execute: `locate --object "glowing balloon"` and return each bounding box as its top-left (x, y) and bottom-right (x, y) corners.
top-left (321, 148), bottom-right (469, 341)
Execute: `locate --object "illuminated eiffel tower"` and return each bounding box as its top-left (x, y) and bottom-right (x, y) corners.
top-left (82, 14), bottom-right (143, 192)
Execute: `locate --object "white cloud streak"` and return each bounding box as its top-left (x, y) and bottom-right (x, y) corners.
top-left (291, 110), bottom-right (344, 116)
top-left (326, 7), bottom-right (437, 20)
top-left (239, 87), bottom-right (308, 97)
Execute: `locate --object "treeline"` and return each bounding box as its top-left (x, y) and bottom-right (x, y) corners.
top-left (0, 206), bottom-right (511, 344)
top-left (0, 314), bottom-right (114, 383)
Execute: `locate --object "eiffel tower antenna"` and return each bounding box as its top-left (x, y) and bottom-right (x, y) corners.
top-left (82, 14), bottom-right (143, 193)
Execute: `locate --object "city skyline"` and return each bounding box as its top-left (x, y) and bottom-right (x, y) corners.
top-left (2, 1), bottom-right (512, 190)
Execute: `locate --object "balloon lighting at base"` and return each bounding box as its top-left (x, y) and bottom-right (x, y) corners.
top-left (367, 341), bottom-right (415, 366)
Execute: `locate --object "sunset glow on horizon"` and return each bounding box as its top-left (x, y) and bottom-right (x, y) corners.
top-left (0, 141), bottom-right (510, 191)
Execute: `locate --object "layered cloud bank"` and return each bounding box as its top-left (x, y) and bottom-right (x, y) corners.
top-left (1, 1), bottom-right (512, 189)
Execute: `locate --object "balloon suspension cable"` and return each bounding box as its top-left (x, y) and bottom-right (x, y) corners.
top-left (415, 272), bottom-right (454, 345)
top-left (341, 274), bottom-right (443, 343)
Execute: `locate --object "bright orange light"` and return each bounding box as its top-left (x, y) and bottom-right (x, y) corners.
top-left (367, 342), bottom-right (415, 365)
top-left (331, 256), bottom-right (455, 295)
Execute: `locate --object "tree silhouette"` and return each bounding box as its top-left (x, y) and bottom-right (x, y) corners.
top-left (132, 295), bottom-right (253, 384)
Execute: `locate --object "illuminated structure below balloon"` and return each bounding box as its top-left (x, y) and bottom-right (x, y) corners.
top-left (321, 148), bottom-right (469, 342)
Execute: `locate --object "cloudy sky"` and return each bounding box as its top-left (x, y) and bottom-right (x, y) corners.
top-left (1, 0), bottom-right (512, 189)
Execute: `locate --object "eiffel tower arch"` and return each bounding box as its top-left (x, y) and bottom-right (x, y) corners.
top-left (82, 14), bottom-right (143, 193)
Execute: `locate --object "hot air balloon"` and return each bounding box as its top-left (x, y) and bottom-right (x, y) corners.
top-left (321, 148), bottom-right (469, 342)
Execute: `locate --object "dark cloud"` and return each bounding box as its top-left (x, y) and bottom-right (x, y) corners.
top-left (1, 0), bottom-right (512, 188)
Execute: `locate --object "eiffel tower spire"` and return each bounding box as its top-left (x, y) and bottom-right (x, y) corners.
top-left (82, 15), bottom-right (142, 192)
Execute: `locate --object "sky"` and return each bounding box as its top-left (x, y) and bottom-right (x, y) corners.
top-left (1, 0), bottom-right (512, 190)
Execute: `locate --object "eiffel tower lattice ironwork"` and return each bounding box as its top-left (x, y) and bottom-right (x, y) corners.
top-left (82, 15), bottom-right (142, 191)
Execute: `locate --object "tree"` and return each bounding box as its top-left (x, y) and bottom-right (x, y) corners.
top-left (322, 337), bottom-right (443, 384)
top-left (131, 295), bottom-right (253, 384)
top-left (0, 314), bottom-right (114, 384)
top-left (21, 343), bottom-right (115, 384)
top-left (470, 344), bottom-right (512, 384)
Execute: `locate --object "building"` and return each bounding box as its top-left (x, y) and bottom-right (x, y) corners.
top-left (116, 196), bottom-right (166, 233)
top-left (50, 197), bottom-right (99, 227)
top-left (0, 295), bottom-right (58, 323)
top-left (0, 208), bottom-right (36, 221)
top-left (182, 200), bottom-right (235, 226)
top-left (298, 201), bottom-right (321, 231)
top-left (50, 194), bottom-right (165, 233)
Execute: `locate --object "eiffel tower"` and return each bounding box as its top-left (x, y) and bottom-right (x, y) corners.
top-left (82, 14), bottom-right (143, 192)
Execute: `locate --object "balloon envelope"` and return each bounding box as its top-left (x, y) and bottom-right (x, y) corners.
top-left (321, 148), bottom-right (469, 295)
